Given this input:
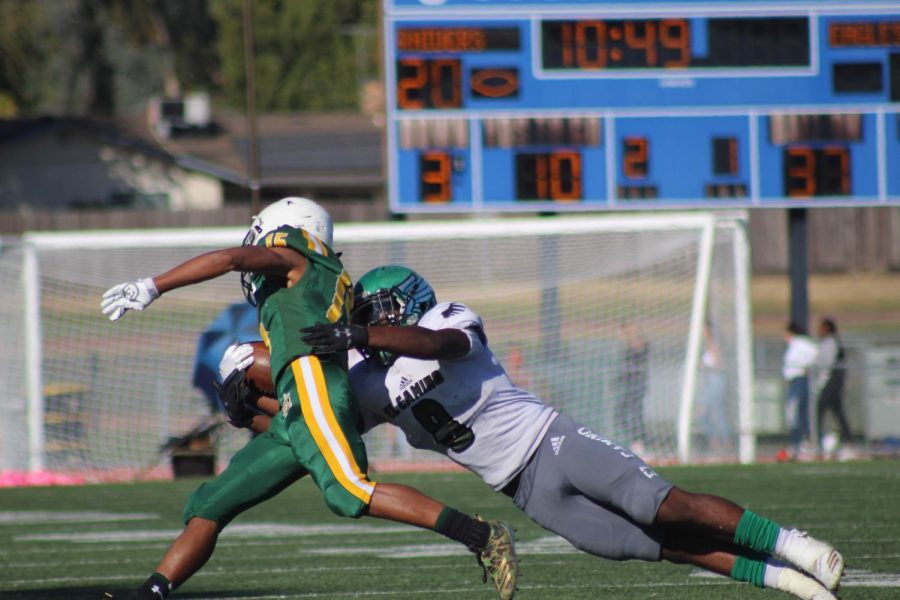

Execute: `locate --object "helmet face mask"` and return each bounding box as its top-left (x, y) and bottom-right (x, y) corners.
top-left (350, 290), bottom-right (405, 328)
top-left (351, 265), bottom-right (436, 365)
top-left (240, 197), bottom-right (333, 305)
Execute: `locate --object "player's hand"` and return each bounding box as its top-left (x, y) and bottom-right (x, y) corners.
top-left (100, 278), bottom-right (159, 321)
top-left (300, 323), bottom-right (368, 353)
top-left (219, 343), bottom-right (254, 380)
top-left (213, 369), bottom-right (262, 429)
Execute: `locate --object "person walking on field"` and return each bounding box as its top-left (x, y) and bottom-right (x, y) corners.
top-left (815, 317), bottom-right (851, 458)
top-left (782, 322), bottom-right (819, 461)
top-left (616, 321), bottom-right (650, 453)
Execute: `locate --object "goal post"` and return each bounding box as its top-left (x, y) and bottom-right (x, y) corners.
top-left (1, 211), bottom-right (753, 480)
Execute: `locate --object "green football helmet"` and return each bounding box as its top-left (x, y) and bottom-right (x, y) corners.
top-left (351, 265), bottom-right (437, 364)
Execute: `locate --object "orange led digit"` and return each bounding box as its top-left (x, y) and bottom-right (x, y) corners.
top-left (625, 21), bottom-right (657, 67)
top-left (576, 20), bottom-right (607, 69)
top-left (728, 138), bottom-right (738, 174)
top-left (397, 59), bottom-right (427, 110)
top-left (623, 137), bottom-right (649, 179)
top-left (535, 153), bottom-right (549, 198)
top-left (660, 19), bottom-right (691, 68)
top-left (560, 22), bottom-right (574, 68)
top-left (429, 59), bottom-right (462, 108)
top-left (550, 151), bottom-right (582, 200)
top-left (786, 147), bottom-right (816, 196)
top-left (421, 151), bottom-right (452, 203)
top-left (824, 146), bottom-right (850, 195)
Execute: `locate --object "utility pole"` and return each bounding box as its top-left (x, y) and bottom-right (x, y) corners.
top-left (243, 0), bottom-right (261, 215)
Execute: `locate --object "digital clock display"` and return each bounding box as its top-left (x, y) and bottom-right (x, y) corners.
top-left (385, 1), bottom-right (900, 212)
top-left (541, 17), bottom-right (809, 70)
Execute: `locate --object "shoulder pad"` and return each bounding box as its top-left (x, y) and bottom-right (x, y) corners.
top-left (421, 302), bottom-right (483, 331)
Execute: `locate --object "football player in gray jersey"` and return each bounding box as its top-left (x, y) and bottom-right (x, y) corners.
top-left (296, 265), bottom-right (845, 600)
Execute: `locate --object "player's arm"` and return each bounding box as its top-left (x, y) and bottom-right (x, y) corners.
top-left (153, 246), bottom-right (303, 293)
top-left (366, 325), bottom-right (470, 360)
top-left (248, 396), bottom-right (279, 433)
top-left (102, 246), bottom-right (305, 321)
top-left (215, 344), bottom-right (280, 432)
top-left (301, 322), bottom-right (471, 360)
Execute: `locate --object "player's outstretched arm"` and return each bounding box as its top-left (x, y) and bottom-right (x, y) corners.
top-left (152, 246), bottom-right (298, 294)
top-left (101, 246), bottom-right (302, 321)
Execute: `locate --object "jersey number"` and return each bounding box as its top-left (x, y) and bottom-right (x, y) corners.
top-left (264, 231), bottom-right (349, 323)
top-left (411, 399), bottom-right (474, 452)
top-left (326, 270), bottom-right (353, 323)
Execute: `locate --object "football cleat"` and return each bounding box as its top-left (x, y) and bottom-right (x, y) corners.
top-left (776, 529), bottom-right (845, 591)
top-left (775, 566), bottom-right (839, 600)
top-left (475, 516), bottom-right (520, 600)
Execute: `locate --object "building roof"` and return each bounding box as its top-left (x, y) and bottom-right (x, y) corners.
top-left (150, 111), bottom-right (384, 189)
top-left (0, 111), bottom-right (385, 191)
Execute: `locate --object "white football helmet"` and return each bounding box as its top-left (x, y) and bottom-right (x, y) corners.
top-left (242, 196), bottom-right (333, 248)
top-left (240, 197), bottom-right (333, 304)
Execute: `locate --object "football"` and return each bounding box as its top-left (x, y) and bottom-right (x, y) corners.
top-left (245, 341), bottom-right (274, 397)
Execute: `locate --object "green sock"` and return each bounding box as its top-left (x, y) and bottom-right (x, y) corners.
top-left (730, 555), bottom-right (767, 588)
top-left (734, 510), bottom-right (781, 554)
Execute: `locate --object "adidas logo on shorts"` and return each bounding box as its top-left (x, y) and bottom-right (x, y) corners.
top-left (550, 435), bottom-right (566, 455)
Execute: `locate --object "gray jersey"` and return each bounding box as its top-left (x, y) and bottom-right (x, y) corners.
top-left (350, 302), bottom-right (557, 490)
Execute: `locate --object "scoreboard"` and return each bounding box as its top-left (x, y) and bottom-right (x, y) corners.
top-left (383, 0), bottom-right (900, 213)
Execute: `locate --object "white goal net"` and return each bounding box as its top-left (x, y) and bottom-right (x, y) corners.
top-left (0, 212), bottom-right (752, 482)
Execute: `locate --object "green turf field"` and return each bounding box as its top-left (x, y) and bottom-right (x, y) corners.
top-left (1, 461), bottom-right (898, 600)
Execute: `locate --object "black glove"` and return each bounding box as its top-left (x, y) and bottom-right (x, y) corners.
top-left (300, 323), bottom-right (368, 354)
top-left (213, 369), bottom-right (264, 429)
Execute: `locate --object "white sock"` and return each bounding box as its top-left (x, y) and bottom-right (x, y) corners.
top-left (774, 527), bottom-right (794, 555)
top-left (764, 558), bottom-right (787, 588)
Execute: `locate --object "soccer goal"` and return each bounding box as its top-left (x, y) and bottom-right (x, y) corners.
top-left (0, 211), bottom-right (753, 481)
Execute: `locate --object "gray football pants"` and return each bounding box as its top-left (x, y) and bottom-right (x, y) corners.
top-left (511, 413), bottom-right (673, 561)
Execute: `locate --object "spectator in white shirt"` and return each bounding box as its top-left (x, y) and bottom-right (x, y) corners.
top-left (783, 322), bottom-right (819, 460)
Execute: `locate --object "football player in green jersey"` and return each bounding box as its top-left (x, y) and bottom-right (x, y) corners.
top-left (100, 198), bottom-right (519, 600)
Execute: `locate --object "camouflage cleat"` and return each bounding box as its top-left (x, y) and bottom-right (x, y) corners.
top-left (476, 517), bottom-right (520, 600)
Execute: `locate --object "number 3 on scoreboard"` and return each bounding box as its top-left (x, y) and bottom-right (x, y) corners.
top-left (420, 151), bottom-right (452, 203)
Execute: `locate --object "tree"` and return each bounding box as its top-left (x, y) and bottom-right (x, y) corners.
top-left (0, 1), bottom-right (53, 115)
top-left (211, 0), bottom-right (376, 112)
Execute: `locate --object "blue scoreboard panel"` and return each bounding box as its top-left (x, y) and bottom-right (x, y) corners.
top-left (384, 0), bottom-right (900, 213)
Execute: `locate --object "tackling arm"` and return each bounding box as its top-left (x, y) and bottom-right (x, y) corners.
top-left (366, 325), bottom-right (470, 360)
top-left (301, 322), bottom-right (471, 360)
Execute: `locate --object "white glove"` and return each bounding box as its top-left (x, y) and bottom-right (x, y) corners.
top-left (219, 343), bottom-right (255, 380)
top-left (101, 277), bottom-right (160, 321)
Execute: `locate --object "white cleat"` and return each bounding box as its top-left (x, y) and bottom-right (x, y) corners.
top-left (775, 566), bottom-right (839, 600)
top-left (776, 530), bottom-right (845, 590)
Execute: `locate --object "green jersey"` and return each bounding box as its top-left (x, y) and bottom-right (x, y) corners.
top-left (249, 226), bottom-right (352, 382)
